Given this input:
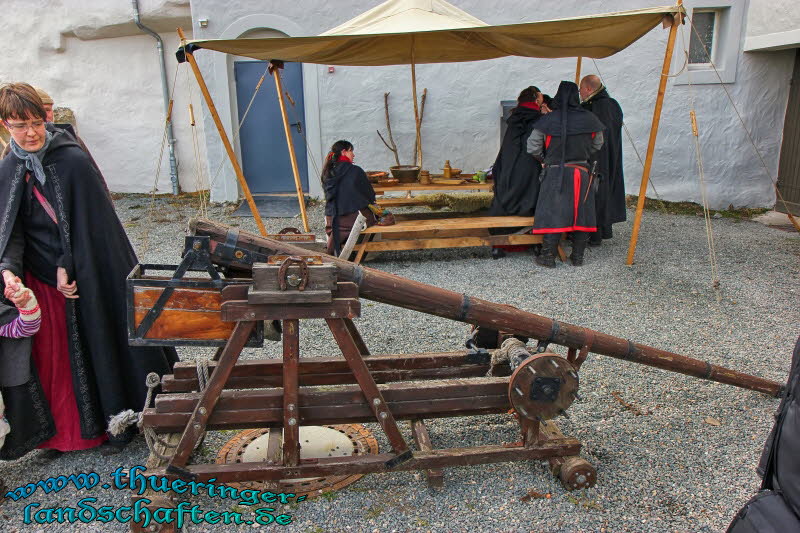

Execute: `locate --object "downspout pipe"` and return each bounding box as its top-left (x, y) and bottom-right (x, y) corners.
top-left (132, 0), bottom-right (180, 195)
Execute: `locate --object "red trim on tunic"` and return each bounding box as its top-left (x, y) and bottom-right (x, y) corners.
top-left (25, 272), bottom-right (107, 452)
top-left (337, 154), bottom-right (352, 162)
top-left (591, 132), bottom-right (596, 139)
top-left (517, 102), bottom-right (540, 110)
top-left (573, 168), bottom-right (580, 226)
top-left (545, 135), bottom-right (552, 150)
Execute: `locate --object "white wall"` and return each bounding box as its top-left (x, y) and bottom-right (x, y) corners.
top-left (744, 0), bottom-right (800, 51)
top-left (1, 0), bottom-right (208, 195)
top-left (190, 0), bottom-right (794, 208)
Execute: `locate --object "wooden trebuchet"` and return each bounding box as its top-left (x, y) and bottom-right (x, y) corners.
top-left (190, 219), bottom-right (783, 398)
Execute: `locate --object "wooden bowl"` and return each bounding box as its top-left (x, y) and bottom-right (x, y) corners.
top-left (390, 165), bottom-right (421, 183)
top-left (367, 171), bottom-right (388, 183)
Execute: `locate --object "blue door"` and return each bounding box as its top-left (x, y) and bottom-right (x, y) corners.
top-left (234, 61), bottom-right (308, 193)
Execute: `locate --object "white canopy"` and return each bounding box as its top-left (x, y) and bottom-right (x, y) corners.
top-left (185, 0), bottom-right (684, 66)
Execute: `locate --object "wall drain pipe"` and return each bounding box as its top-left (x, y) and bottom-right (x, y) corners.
top-left (132, 0), bottom-right (180, 194)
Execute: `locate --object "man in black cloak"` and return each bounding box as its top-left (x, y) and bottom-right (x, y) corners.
top-left (488, 86), bottom-right (544, 259)
top-left (526, 81), bottom-right (605, 267)
top-left (0, 86), bottom-right (178, 457)
top-left (580, 75), bottom-right (625, 245)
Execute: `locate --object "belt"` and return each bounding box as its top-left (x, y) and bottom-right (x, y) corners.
top-left (544, 163), bottom-right (589, 172)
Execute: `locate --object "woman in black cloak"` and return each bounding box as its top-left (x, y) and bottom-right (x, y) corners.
top-left (488, 86), bottom-right (545, 259)
top-left (0, 83), bottom-right (177, 458)
top-left (322, 140), bottom-right (377, 256)
top-left (526, 81), bottom-right (605, 268)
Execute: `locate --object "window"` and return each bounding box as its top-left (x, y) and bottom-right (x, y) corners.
top-left (673, 1), bottom-right (746, 85)
top-left (688, 10), bottom-right (718, 65)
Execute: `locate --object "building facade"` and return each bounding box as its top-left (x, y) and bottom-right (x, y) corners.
top-left (3, 1), bottom-right (798, 210)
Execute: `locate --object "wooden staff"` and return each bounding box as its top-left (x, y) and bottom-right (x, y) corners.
top-left (411, 36), bottom-right (423, 169)
top-left (177, 28), bottom-right (267, 236)
top-left (575, 57), bottom-right (583, 85)
top-left (271, 61), bottom-right (310, 232)
top-left (626, 7), bottom-right (682, 265)
top-left (190, 218), bottom-right (784, 398)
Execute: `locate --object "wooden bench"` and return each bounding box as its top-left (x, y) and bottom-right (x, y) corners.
top-left (353, 215), bottom-right (567, 263)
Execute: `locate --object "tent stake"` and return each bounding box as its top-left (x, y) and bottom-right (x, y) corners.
top-left (177, 28), bottom-right (267, 236)
top-left (625, 9), bottom-right (681, 265)
top-left (575, 57), bottom-right (582, 84)
top-left (271, 62), bottom-right (310, 233)
top-left (411, 36), bottom-right (423, 169)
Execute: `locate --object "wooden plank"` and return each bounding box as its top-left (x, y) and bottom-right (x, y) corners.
top-left (156, 377), bottom-right (510, 413)
top-left (221, 298), bottom-right (360, 321)
top-left (133, 286), bottom-right (223, 311)
top-left (252, 263), bottom-right (337, 292)
top-left (162, 364), bottom-right (497, 392)
top-left (134, 309), bottom-right (235, 341)
top-left (145, 396), bottom-right (510, 432)
top-left (344, 318), bottom-right (370, 356)
top-left (168, 321), bottom-right (256, 468)
top-left (248, 289), bottom-right (333, 304)
top-left (282, 319), bottom-right (300, 467)
top-left (372, 182), bottom-right (493, 194)
top-left (172, 351), bottom-right (492, 379)
top-left (360, 235), bottom-right (542, 252)
top-left (411, 419), bottom-right (444, 488)
top-left (148, 439), bottom-right (581, 483)
top-left (361, 216), bottom-right (534, 234)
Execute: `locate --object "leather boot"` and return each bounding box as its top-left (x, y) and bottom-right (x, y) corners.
top-left (535, 233), bottom-right (560, 268)
top-left (570, 232), bottom-right (589, 266)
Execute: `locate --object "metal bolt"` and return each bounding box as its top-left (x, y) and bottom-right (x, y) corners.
top-left (288, 418), bottom-right (297, 426)
top-left (193, 423), bottom-right (201, 430)
top-left (193, 241), bottom-right (202, 250)
top-left (551, 359), bottom-right (560, 368)
top-left (514, 386), bottom-right (523, 396)
top-left (379, 412), bottom-right (387, 420)
top-left (288, 403), bottom-right (296, 412)
top-left (528, 366), bottom-right (536, 375)
top-left (372, 398), bottom-right (381, 406)
top-left (234, 250), bottom-right (244, 259)
top-left (576, 474), bottom-right (587, 486)
top-left (199, 407), bottom-right (207, 415)
top-left (248, 312), bottom-right (256, 319)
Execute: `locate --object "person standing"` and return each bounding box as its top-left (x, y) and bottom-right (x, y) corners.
top-left (488, 86), bottom-right (546, 259)
top-left (526, 81), bottom-right (605, 267)
top-left (0, 83), bottom-right (177, 457)
top-left (580, 75), bottom-right (625, 245)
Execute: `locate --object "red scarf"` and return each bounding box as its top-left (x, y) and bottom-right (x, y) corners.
top-left (518, 102), bottom-right (540, 111)
top-left (337, 154), bottom-right (352, 162)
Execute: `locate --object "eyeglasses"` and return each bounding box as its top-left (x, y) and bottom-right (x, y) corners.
top-left (4, 120), bottom-right (45, 132)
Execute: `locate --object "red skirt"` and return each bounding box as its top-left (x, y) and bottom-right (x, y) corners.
top-left (25, 272), bottom-right (107, 451)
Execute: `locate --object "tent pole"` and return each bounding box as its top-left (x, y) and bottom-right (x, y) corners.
top-left (625, 11), bottom-right (681, 265)
top-left (411, 36), bottom-right (423, 169)
top-left (575, 57), bottom-right (582, 84)
top-left (271, 63), bottom-right (310, 233)
top-left (177, 28), bottom-right (267, 236)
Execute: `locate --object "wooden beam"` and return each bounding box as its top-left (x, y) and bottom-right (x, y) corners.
top-left (575, 57), bottom-right (583, 85)
top-left (271, 65), bottom-right (310, 232)
top-left (177, 28), bottom-right (267, 236)
top-left (625, 10), bottom-right (681, 265)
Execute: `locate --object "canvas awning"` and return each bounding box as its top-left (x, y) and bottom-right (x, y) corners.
top-left (184, 1), bottom-right (684, 66)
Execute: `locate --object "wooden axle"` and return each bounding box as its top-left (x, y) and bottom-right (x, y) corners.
top-left (190, 218), bottom-right (784, 397)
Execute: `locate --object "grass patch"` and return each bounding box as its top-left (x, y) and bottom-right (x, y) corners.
top-left (625, 195), bottom-right (769, 220)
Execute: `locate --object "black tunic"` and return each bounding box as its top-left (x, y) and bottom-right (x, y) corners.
top-left (489, 105), bottom-right (543, 217)
top-left (527, 81), bottom-right (605, 234)
top-left (324, 161), bottom-right (376, 255)
top-left (582, 88), bottom-right (626, 234)
top-left (0, 130), bottom-right (178, 457)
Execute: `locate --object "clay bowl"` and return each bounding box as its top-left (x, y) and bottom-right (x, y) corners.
top-left (390, 165), bottom-right (421, 183)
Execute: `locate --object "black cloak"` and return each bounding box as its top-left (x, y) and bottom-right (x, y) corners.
top-left (582, 87), bottom-right (626, 233)
top-left (324, 161), bottom-right (376, 255)
top-left (489, 105), bottom-right (543, 217)
top-left (0, 130), bottom-right (177, 457)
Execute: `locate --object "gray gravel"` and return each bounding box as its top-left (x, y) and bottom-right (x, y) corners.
top-left (1, 195), bottom-right (798, 533)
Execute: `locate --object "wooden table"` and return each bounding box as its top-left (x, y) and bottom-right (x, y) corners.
top-left (353, 214), bottom-right (566, 264)
top-left (373, 180), bottom-right (493, 209)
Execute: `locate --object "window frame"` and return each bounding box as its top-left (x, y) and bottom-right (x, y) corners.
top-left (673, 0), bottom-right (747, 85)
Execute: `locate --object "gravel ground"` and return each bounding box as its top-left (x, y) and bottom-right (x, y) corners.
top-left (1, 195), bottom-right (798, 533)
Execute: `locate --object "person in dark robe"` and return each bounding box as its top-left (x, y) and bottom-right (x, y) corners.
top-left (488, 86), bottom-right (545, 259)
top-left (0, 83), bottom-right (178, 458)
top-left (322, 140), bottom-right (377, 256)
top-left (580, 75), bottom-right (625, 245)
top-left (526, 81), bottom-right (605, 268)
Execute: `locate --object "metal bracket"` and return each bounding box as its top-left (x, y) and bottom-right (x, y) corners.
top-left (165, 464), bottom-right (198, 481)
top-left (384, 449), bottom-right (413, 469)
